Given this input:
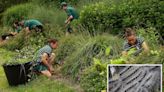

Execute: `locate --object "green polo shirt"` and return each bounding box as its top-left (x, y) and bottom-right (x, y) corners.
top-left (66, 6), bottom-right (79, 20)
top-left (36, 45), bottom-right (53, 63)
top-left (24, 19), bottom-right (43, 30)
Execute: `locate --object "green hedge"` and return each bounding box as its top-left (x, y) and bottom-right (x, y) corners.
top-left (80, 65), bottom-right (107, 92)
top-left (79, 0), bottom-right (163, 35)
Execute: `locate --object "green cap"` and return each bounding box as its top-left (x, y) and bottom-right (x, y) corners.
top-left (61, 2), bottom-right (67, 7)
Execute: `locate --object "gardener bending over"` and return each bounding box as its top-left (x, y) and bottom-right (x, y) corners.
top-left (61, 2), bottom-right (79, 35)
top-left (122, 28), bottom-right (149, 56)
top-left (33, 39), bottom-right (58, 77)
top-left (19, 19), bottom-right (43, 34)
top-left (1, 21), bottom-right (22, 41)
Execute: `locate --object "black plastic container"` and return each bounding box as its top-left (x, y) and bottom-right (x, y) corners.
top-left (2, 61), bottom-right (32, 86)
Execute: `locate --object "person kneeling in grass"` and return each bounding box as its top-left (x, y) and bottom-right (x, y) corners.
top-left (33, 39), bottom-right (58, 77)
top-left (1, 21), bottom-right (22, 41)
top-left (19, 19), bottom-right (43, 34)
top-left (122, 28), bottom-right (149, 56)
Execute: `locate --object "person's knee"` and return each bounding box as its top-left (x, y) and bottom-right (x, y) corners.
top-left (47, 72), bottom-right (52, 77)
top-left (41, 70), bottom-right (52, 77)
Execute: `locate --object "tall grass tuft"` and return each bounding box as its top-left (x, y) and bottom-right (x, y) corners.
top-left (2, 3), bottom-right (35, 26)
top-left (55, 34), bottom-right (123, 80)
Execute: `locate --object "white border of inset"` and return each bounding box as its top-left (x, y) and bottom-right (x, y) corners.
top-left (107, 64), bottom-right (162, 92)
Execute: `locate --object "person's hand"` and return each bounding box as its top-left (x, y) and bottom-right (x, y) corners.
top-left (65, 20), bottom-right (68, 24)
top-left (65, 20), bottom-right (71, 24)
top-left (10, 32), bottom-right (17, 36)
top-left (64, 20), bottom-right (70, 28)
top-left (49, 66), bottom-right (54, 73)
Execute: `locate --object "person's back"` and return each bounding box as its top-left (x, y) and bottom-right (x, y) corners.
top-left (24, 19), bottom-right (43, 30)
top-left (19, 19), bottom-right (43, 33)
top-left (66, 6), bottom-right (79, 20)
top-left (36, 45), bottom-right (52, 63)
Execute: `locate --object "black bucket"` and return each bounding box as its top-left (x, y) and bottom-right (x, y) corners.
top-left (2, 61), bottom-right (32, 86)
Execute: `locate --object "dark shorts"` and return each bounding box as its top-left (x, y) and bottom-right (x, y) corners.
top-left (66, 19), bottom-right (74, 33)
top-left (33, 62), bottom-right (48, 72)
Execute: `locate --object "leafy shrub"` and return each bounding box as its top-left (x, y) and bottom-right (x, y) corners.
top-left (135, 49), bottom-right (164, 64)
top-left (80, 57), bottom-right (108, 92)
top-left (2, 3), bottom-right (35, 26)
top-left (137, 28), bottom-right (162, 48)
top-left (134, 49), bottom-right (164, 80)
top-left (79, 43), bottom-right (122, 92)
top-left (79, 2), bottom-right (116, 34)
top-left (79, 39), bottom-right (164, 92)
top-left (80, 64), bottom-right (107, 92)
top-left (79, 0), bottom-right (163, 35)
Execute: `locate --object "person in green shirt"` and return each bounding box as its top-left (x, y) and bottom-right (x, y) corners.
top-left (61, 2), bottom-right (79, 34)
top-left (33, 39), bottom-right (58, 77)
top-left (19, 19), bottom-right (43, 33)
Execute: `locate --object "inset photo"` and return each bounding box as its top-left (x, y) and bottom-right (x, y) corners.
top-left (107, 64), bottom-right (162, 92)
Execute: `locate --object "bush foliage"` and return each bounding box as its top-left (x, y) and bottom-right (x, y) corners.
top-left (79, 0), bottom-right (163, 35)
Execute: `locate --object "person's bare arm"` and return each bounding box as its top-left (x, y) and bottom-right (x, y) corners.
top-left (142, 41), bottom-right (149, 53)
top-left (10, 32), bottom-right (17, 36)
top-left (41, 53), bottom-right (51, 70)
top-left (25, 27), bottom-right (30, 34)
top-left (65, 15), bottom-right (73, 24)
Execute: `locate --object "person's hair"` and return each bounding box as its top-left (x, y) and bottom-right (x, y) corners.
top-left (62, 4), bottom-right (67, 7)
top-left (48, 39), bottom-right (58, 44)
top-left (13, 20), bottom-right (19, 25)
top-left (124, 28), bottom-right (136, 37)
top-left (61, 2), bottom-right (67, 7)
